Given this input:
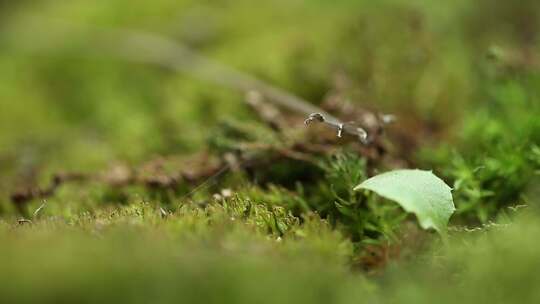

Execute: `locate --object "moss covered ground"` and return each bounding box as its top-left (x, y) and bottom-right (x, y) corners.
top-left (1, 1), bottom-right (540, 303)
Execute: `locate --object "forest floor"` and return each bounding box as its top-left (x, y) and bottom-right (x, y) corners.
top-left (1, 1), bottom-right (540, 303)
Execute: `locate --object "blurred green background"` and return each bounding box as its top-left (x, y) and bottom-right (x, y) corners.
top-left (1, 0), bottom-right (540, 303)
top-left (2, 0), bottom-right (536, 172)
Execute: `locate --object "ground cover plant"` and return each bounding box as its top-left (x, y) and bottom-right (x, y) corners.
top-left (1, 0), bottom-right (540, 303)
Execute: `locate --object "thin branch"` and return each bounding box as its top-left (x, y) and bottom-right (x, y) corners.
top-left (304, 113), bottom-right (368, 143)
top-left (5, 21), bottom-right (380, 142)
top-left (105, 30), bottom-right (375, 142)
top-left (104, 29), bottom-right (343, 124)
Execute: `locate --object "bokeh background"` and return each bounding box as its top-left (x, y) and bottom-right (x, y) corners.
top-left (2, 0), bottom-right (537, 174)
top-left (1, 1), bottom-right (540, 303)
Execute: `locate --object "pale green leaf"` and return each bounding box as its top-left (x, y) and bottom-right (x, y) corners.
top-left (354, 169), bottom-right (455, 233)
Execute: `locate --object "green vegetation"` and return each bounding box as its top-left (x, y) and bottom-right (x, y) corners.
top-left (1, 0), bottom-right (540, 303)
top-left (355, 169), bottom-right (455, 234)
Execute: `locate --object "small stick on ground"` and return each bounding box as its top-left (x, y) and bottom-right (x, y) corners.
top-left (304, 113), bottom-right (369, 144)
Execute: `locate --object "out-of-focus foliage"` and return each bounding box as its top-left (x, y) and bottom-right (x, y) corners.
top-left (1, 0), bottom-right (540, 303)
top-left (1, 204), bottom-right (540, 304)
top-left (421, 76), bottom-right (540, 223)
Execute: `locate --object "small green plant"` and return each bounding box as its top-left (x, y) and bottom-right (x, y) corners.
top-left (316, 153), bottom-right (405, 243)
top-left (355, 170), bottom-right (455, 234)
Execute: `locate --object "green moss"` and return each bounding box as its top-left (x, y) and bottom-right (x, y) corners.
top-left (1, 0), bottom-right (540, 302)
